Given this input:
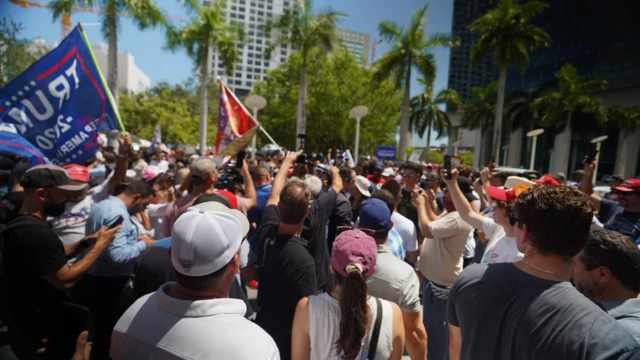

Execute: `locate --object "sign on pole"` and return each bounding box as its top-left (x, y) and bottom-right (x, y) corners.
top-left (408, 149), bottom-right (423, 163)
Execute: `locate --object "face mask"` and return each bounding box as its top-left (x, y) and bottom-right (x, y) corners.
top-left (44, 198), bottom-right (66, 217)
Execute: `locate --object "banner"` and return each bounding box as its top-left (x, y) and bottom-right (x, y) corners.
top-left (408, 149), bottom-right (423, 163)
top-left (0, 26), bottom-right (122, 166)
top-left (214, 81), bottom-right (258, 158)
top-left (343, 149), bottom-right (355, 168)
top-left (150, 124), bottom-right (162, 152)
top-left (376, 146), bottom-right (396, 161)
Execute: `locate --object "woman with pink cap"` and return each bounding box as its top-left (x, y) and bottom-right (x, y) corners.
top-left (291, 229), bottom-right (404, 360)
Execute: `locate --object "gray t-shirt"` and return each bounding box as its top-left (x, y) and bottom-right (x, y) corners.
top-left (448, 263), bottom-right (640, 360)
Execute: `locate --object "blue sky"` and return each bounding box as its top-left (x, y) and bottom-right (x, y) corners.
top-left (3, 0), bottom-right (453, 147)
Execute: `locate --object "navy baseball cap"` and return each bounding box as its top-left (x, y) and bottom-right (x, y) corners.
top-left (359, 198), bottom-right (392, 233)
top-left (373, 162), bottom-right (384, 171)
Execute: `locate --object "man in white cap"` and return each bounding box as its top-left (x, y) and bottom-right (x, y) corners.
top-left (111, 203), bottom-right (279, 360)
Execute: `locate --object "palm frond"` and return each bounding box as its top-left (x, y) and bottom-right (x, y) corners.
top-left (378, 20), bottom-right (402, 44)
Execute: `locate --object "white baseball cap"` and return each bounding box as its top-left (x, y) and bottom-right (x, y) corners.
top-left (170, 204), bottom-right (248, 276)
top-left (382, 167), bottom-right (395, 177)
top-left (355, 175), bottom-right (372, 197)
top-left (504, 176), bottom-right (535, 189)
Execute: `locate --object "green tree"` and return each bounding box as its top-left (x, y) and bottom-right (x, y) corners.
top-left (376, 4), bottom-right (457, 162)
top-left (252, 48), bottom-right (402, 154)
top-left (460, 81), bottom-right (498, 164)
top-left (165, 1), bottom-right (245, 154)
top-left (0, 18), bottom-right (47, 88)
top-left (119, 80), bottom-right (219, 144)
top-left (607, 107), bottom-right (640, 133)
top-left (264, 0), bottom-right (341, 149)
top-left (410, 76), bottom-right (461, 163)
top-left (51, 0), bottom-right (168, 105)
top-left (505, 81), bottom-right (556, 133)
top-left (534, 63), bottom-right (607, 175)
top-left (469, 0), bottom-right (550, 165)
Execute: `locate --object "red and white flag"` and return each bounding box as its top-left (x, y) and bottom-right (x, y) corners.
top-left (213, 81), bottom-right (258, 158)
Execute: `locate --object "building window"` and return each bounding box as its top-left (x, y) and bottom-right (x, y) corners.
top-left (255, 53), bottom-right (262, 58)
top-left (248, 45), bottom-right (254, 50)
top-left (250, 16), bottom-right (256, 21)
top-left (239, 6), bottom-right (245, 11)
top-left (238, 14), bottom-right (245, 19)
top-left (280, 50), bottom-right (287, 55)
top-left (249, 24), bottom-right (256, 29)
top-left (258, 10), bottom-right (264, 15)
top-left (230, 13), bottom-right (237, 18)
top-left (247, 60), bottom-right (253, 65)
top-left (235, 80), bottom-right (242, 85)
top-left (248, 53), bottom-right (254, 58)
top-left (231, 6), bottom-right (237, 10)
top-left (256, 39), bottom-right (263, 44)
top-left (246, 81), bottom-right (253, 86)
top-left (267, 5), bottom-right (272, 10)
top-left (280, 57), bottom-right (286, 62)
top-left (264, 61), bottom-right (270, 67)
top-left (217, 70), bottom-right (224, 75)
top-left (250, 1), bottom-right (256, 6)
top-left (235, 72), bottom-right (241, 77)
top-left (246, 73), bottom-right (252, 78)
top-left (236, 65), bottom-right (243, 70)
top-left (250, 8), bottom-right (256, 14)
top-left (255, 61), bottom-right (261, 66)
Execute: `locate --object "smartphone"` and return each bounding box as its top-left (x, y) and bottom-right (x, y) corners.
top-left (444, 155), bottom-right (452, 180)
top-left (44, 302), bottom-right (90, 360)
top-left (585, 149), bottom-right (599, 163)
top-left (235, 151), bottom-right (247, 169)
top-left (108, 215), bottom-right (124, 230)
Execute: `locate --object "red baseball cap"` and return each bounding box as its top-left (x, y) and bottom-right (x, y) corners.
top-left (487, 183), bottom-right (532, 202)
top-left (614, 179), bottom-right (640, 193)
top-left (62, 164), bottom-right (90, 191)
top-left (213, 189), bottom-right (238, 210)
top-left (536, 175), bottom-right (560, 187)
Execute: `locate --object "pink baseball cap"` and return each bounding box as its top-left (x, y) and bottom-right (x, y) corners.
top-left (331, 229), bottom-right (377, 277)
top-left (142, 166), bottom-right (163, 182)
top-left (536, 175), bottom-right (560, 187)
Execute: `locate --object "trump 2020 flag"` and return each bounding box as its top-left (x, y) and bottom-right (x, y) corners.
top-left (0, 26), bottom-right (122, 166)
top-left (0, 123), bottom-right (48, 168)
top-left (214, 81), bottom-right (258, 158)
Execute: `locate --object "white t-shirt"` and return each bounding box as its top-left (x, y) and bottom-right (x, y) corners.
top-left (147, 203), bottom-right (168, 239)
top-left (50, 180), bottom-right (110, 246)
top-left (391, 211), bottom-right (418, 252)
top-left (480, 218), bottom-right (523, 264)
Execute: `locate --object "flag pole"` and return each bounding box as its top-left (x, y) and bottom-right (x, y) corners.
top-left (216, 77), bottom-right (280, 149)
top-left (78, 23), bottom-right (125, 132)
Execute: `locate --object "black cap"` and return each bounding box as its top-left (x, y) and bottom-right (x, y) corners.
top-left (20, 165), bottom-right (72, 189)
top-left (443, 176), bottom-right (478, 202)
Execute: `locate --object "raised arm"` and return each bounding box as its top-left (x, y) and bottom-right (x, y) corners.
top-left (441, 168), bottom-right (485, 231)
top-left (412, 189), bottom-right (435, 239)
top-left (330, 166), bottom-right (343, 194)
top-left (239, 158), bottom-right (257, 210)
top-left (580, 157), bottom-right (602, 211)
top-left (109, 133), bottom-right (132, 195)
top-left (267, 150), bottom-right (303, 206)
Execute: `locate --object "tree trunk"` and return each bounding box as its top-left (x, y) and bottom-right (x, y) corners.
top-left (559, 111), bottom-right (573, 175)
top-left (295, 62), bottom-right (308, 150)
top-left (493, 65), bottom-right (507, 165)
top-left (107, 3), bottom-right (118, 105)
top-left (425, 122), bottom-right (432, 163)
top-left (570, 137), bottom-right (578, 174)
top-left (398, 67), bottom-right (412, 162)
top-left (199, 45), bottom-right (210, 155)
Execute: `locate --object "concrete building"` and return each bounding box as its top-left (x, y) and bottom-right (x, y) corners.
top-left (206, 0), bottom-right (292, 97)
top-left (446, 0), bottom-right (640, 178)
top-left (92, 43), bottom-right (150, 95)
top-left (336, 28), bottom-right (370, 65)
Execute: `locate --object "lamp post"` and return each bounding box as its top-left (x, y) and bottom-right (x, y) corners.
top-left (245, 95), bottom-right (267, 160)
top-left (526, 129), bottom-right (545, 170)
top-left (591, 135), bottom-right (608, 184)
top-left (451, 141), bottom-right (460, 156)
top-left (349, 105), bottom-right (368, 161)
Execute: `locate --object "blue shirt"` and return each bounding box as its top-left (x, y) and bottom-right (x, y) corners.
top-left (387, 227), bottom-right (405, 260)
top-left (600, 198), bottom-right (640, 242)
top-left (248, 183), bottom-right (272, 246)
top-left (602, 298), bottom-right (640, 344)
top-left (85, 196), bottom-right (146, 277)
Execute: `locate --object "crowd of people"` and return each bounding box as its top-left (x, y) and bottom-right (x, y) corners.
top-left (1, 136), bottom-right (640, 360)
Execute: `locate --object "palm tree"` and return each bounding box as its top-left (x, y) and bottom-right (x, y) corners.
top-left (51, 0), bottom-right (170, 105)
top-left (410, 77), bottom-right (461, 163)
top-left (505, 81), bottom-right (555, 133)
top-left (460, 81), bottom-right (498, 164)
top-left (534, 63), bottom-right (607, 175)
top-left (469, 0), bottom-right (550, 165)
top-left (264, 0), bottom-right (341, 150)
top-left (165, 1), bottom-right (245, 154)
top-left (376, 4), bottom-right (457, 162)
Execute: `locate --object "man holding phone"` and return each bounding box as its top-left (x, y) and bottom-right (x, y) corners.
top-left (2, 165), bottom-right (120, 360)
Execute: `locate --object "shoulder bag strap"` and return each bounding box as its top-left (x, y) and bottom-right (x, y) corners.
top-left (366, 297), bottom-right (383, 360)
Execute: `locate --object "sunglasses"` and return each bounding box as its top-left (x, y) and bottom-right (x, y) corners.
top-left (400, 172), bottom-right (416, 178)
top-left (508, 213), bottom-right (519, 226)
top-left (337, 226), bottom-right (376, 237)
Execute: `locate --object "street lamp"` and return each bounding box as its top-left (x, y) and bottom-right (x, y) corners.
top-left (590, 135), bottom-right (608, 184)
top-left (451, 141), bottom-right (460, 156)
top-left (349, 105), bottom-right (368, 161)
top-left (526, 128), bottom-right (545, 170)
top-left (245, 95), bottom-right (267, 160)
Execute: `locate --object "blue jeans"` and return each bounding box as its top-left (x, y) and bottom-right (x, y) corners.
top-left (422, 277), bottom-right (449, 360)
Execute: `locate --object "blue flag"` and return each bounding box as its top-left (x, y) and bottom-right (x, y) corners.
top-left (0, 124), bottom-right (48, 168)
top-left (0, 26), bottom-right (122, 166)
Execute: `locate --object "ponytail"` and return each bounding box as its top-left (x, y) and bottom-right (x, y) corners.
top-left (335, 266), bottom-right (370, 360)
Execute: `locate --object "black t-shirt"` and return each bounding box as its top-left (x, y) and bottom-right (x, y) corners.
top-left (398, 188), bottom-right (419, 232)
top-left (2, 214), bottom-right (68, 355)
top-left (448, 263), bottom-right (640, 359)
top-left (302, 189), bottom-right (337, 291)
top-left (0, 191), bottom-right (24, 224)
top-left (256, 205), bottom-right (317, 359)
top-left (128, 244), bottom-right (253, 318)
top-left (327, 191), bottom-right (352, 254)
